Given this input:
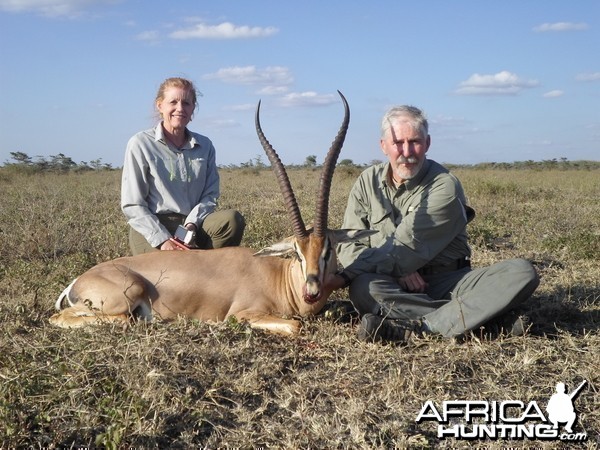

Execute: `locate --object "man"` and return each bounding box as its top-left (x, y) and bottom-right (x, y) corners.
top-left (328, 105), bottom-right (539, 343)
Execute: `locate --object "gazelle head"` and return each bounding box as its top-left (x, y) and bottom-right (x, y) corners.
top-left (254, 91), bottom-right (372, 304)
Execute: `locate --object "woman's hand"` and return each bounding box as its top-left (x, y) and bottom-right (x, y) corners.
top-left (160, 239), bottom-right (184, 251)
top-left (184, 223), bottom-right (197, 232)
top-left (160, 223), bottom-right (198, 250)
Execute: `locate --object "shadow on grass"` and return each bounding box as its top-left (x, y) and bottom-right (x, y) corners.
top-left (320, 281), bottom-right (600, 343)
top-left (525, 284), bottom-right (600, 337)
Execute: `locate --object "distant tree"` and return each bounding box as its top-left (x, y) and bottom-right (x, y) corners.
top-left (557, 157), bottom-right (570, 171)
top-left (49, 153), bottom-right (76, 172)
top-left (304, 155), bottom-right (317, 167)
top-left (253, 154), bottom-right (266, 168)
top-left (2, 151), bottom-right (115, 172)
top-left (89, 158), bottom-right (105, 170)
top-left (74, 163), bottom-right (93, 173)
top-left (33, 156), bottom-right (50, 171)
top-left (542, 158), bottom-right (558, 169)
top-left (338, 159), bottom-right (354, 167)
top-left (9, 151), bottom-right (33, 165)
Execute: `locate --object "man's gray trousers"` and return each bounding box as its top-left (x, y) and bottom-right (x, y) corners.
top-left (349, 258), bottom-right (539, 337)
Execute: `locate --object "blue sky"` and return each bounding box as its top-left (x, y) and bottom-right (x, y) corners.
top-left (1, 0), bottom-right (599, 167)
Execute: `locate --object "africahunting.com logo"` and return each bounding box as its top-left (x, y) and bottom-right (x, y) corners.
top-left (416, 380), bottom-right (588, 442)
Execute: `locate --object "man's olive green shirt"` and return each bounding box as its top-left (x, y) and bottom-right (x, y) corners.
top-left (338, 159), bottom-right (472, 279)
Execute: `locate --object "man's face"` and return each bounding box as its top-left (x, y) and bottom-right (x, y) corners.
top-left (380, 119), bottom-right (430, 183)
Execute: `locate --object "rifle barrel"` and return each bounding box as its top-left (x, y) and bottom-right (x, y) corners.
top-left (569, 380), bottom-right (587, 399)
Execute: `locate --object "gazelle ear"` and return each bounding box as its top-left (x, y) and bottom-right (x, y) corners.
top-left (329, 229), bottom-right (378, 244)
top-left (254, 237), bottom-right (297, 258)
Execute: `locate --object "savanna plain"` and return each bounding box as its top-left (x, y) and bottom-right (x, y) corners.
top-left (0, 164), bottom-right (598, 449)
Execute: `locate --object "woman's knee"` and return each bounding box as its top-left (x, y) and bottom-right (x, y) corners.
top-left (224, 210), bottom-right (246, 245)
top-left (202, 209), bottom-right (246, 248)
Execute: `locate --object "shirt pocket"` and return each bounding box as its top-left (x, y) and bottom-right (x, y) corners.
top-left (369, 208), bottom-right (393, 246)
top-left (189, 157), bottom-right (207, 180)
top-left (147, 153), bottom-right (174, 183)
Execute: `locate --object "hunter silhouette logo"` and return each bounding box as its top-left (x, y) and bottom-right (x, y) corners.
top-left (546, 380), bottom-right (587, 434)
top-left (416, 379), bottom-right (588, 442)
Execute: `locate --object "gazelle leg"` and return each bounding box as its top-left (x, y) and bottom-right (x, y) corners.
top-left (50, 268), bottom-right (148, 328)
top-left (234, 310), bottom-right (302, 335)
top-left (49, 304), bottom-right (130, 328)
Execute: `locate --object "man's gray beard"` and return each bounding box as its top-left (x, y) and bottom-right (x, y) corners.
top-left (396, 156), bottom-right (425, 180)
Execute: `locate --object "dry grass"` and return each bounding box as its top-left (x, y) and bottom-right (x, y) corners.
top-left (0, 166), bottom-right (598, 448)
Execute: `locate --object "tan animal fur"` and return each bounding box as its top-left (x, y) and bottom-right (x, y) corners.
top-left (50, 91), bottom-right (372, 335)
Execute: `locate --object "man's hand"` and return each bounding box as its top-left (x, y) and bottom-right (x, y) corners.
top-left (397, 272), bottom-right (428, 293)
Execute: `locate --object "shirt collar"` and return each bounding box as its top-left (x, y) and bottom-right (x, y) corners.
top-left (153, 123), bottom-right (198, 149)
top-left (154, 122), bottom-right (166, 143)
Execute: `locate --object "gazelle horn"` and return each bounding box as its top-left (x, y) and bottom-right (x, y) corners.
top-left (313, 91), bottom-right (350, 237)
top-left (255, 100), bottom-right (308, 240)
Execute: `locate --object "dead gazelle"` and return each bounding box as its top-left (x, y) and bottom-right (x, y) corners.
top-left (50, 91), bottom-right (372, 334)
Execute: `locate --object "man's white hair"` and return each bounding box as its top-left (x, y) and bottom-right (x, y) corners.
top-left (381, 105), bottom-right (429, 138)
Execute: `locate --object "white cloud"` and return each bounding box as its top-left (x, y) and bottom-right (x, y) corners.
top-left (135, 30), bottom-right (160, 42)
top-left (169, 21), bottom-right (278, 40)
top-left (0, 0), bottom-right (118, 17)
top-left (430, 116), bottom-right (482, 142)
top-left (543, 90), bottom-right (564, 98)
top-left (257, 85), bottom-right (289, 96)
top-left (224, 104), bottom-right (255, 112)
top-left (455, 71), bottom-right (539, 96)
top-left (585, 123), bottom-right (600, 139)
top-left (527, 139), bottom-right (553, 146)
top-left (203, 118), bottom-right (239, 129)
top-left (533, 22), bottom-right (588, 32)
top-left (203, 66), bottom-right (294, 93)
top-left (576, 72), bottom-right (600, 82)
top-left (278, 92), bottom-right (338, 108)
top-left (430, 115), bottom-right (469, 128)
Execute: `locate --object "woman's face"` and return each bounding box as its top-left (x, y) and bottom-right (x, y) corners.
top-left (156, 86), bottom-right (195, 133)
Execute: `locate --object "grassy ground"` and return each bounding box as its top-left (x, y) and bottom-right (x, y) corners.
top-left (0, 166), bottom-right (598, 448)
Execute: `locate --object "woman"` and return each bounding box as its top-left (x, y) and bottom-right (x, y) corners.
top-left (121, 77), bottom-right (245, 255)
